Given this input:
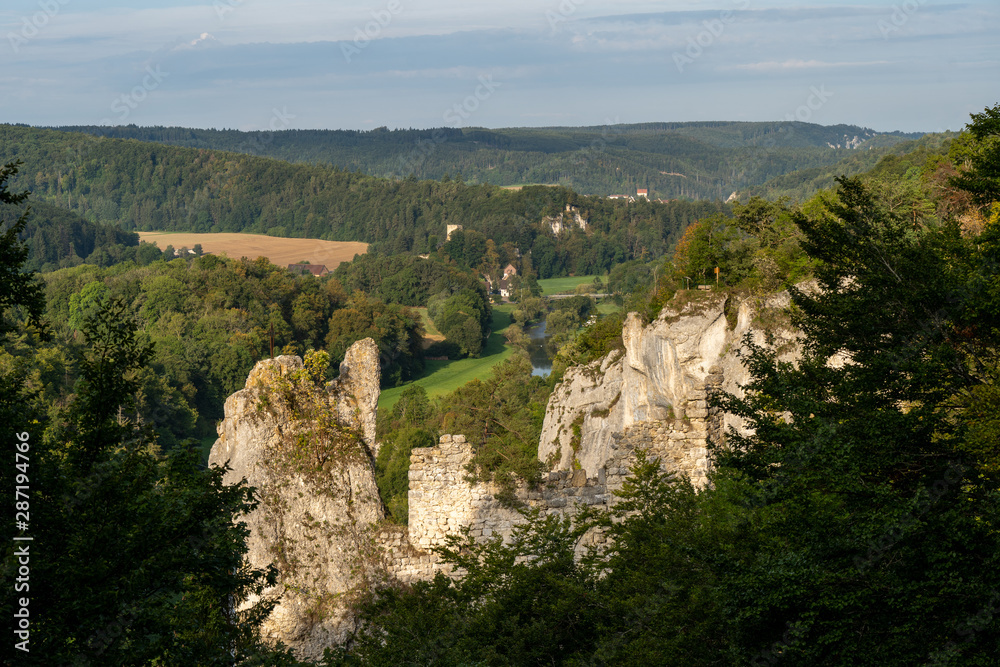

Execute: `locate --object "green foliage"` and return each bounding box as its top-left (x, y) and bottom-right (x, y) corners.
top-left (949, 102), bottom-right (1000, 206)
top-left (325, 292), bottom-right (424, 387)
top-left (0, 161), bottom-right (46, 335)
top-left (376, 352), bottom-right (549, 514)
top-left (427, 286), bottom-right (491, 357)
top-left (375, 427), bottom-right (435, 524)
top-left (390, 383), bottom-right (431, 426)
top-left (509, 295), bottom-right (545, 327)
top-left (708, 175), bottom-right (1000, 664)
top-left (347, 152), bottom-right (1000, 666)
top-left (338, 509), bottom-right (599, 666)
top-left (0, 196), bottom-right (140, 272)
top-left (303, 348), bottom-right (331, 384)
top-left (437, 354), bottom-right (549, 503)
top-left (36, 255), bottom-right (357, 447)
top-left (2, 293), bottom-right (287, 665)
top-left (1, 124), bottom-right (730, 276)
top-left (746, 131), bottom-right (955, 203)
top-left (671, 212), bottom-right (758, 287)
top-left (547, 295), bottom-right (596, 344)
top-left (49, 121), bottom-right (923, 201)
top-left (333, 253), bottom-right (465, 307)
top-left (68, 280), bottom-right (110, 331)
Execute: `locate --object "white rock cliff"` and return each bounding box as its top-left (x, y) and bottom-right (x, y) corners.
top-left (539, 289), bottom-right (801, 481)
top-left (208, 339), bottom-right (383, 661)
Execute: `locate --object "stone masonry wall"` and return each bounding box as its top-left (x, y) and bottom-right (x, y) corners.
top-left (391, 369), bottom-right (725, 577)
top-left (606, 366), bottom-right (725, 491)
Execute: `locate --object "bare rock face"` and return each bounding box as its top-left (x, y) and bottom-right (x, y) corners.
top-left (209, 339), bottom-right (383, 661)
top-left (539, 289), bottom-right (801, 481)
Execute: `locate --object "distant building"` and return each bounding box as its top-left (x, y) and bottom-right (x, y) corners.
top-left (288, 264), bottom-right (330, 277)
top-left (503, 263), bottom-right (517, 278)
top-left (499, 276), bottom-right (514, 299)
top-left (446, 224), bottom-right (463, 241)
top-left (637, 188), bottom-right (649, 199)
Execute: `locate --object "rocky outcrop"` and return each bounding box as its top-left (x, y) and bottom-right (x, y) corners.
top-left (208, 339), bottom-right (383, 661)
top-left (539, 289), bottom-right (801, 483)
top-left (207, 292), bottom-right (805, 658)
top-left (544, 204), bottom-right (589, 236)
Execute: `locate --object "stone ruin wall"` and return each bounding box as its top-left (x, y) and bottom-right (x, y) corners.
top-left (382, 367), bottom-right (726, 582)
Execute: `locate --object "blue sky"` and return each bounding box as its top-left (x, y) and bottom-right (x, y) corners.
top-left (1, 0), bottom-right (997, 133)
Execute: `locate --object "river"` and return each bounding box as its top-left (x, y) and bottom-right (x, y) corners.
top-left (524, 318), bottom-right (552, 377)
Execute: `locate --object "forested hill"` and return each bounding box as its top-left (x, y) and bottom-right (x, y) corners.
top-left (0, 125), bottom-right (727, 275)
top-left (46, 121), bottom-right (923, 200)
top-left (0, 198), bottom-right (139, 272)
top-left (742, 131), bottom-right (956, 202)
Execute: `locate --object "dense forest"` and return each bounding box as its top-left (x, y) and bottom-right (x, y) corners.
top-left (0, 198), bottom-right (141, 272)
top-left (49, 121), bottom-right (922, 200)
top-left (1, 125), bottom-right (728, 276)
top-left (744, 131), bottom-right (958, 202)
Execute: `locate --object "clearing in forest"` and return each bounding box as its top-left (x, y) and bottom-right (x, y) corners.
top-left (378, 306), bottom-right (516, 410)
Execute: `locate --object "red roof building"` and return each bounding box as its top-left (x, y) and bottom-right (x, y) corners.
top-left (288, 264), bottom-right (330, 277)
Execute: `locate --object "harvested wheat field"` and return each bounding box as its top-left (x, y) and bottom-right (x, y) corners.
top-left (137, 232), bottom-right (367, 269)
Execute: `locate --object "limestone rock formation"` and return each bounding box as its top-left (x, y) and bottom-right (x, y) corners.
top-left (544, 204), bottom-right (589, 235)
top-left (539, 289), bottom-right (801, 483)
top-left (208, 339), bottom-right (383, 661)
top-left (204, 293), bottom-right (807, 658)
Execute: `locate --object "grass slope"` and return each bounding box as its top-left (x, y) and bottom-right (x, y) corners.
top-left (537, 274), bottom-right (602, 295)
top-left (379, 306), bottom-right (515, 411)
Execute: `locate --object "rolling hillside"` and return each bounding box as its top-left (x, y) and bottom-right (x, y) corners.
top-left (48, 121), bottom-right (924, 201)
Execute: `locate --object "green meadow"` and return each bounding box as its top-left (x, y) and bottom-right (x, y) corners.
top-left (378, 305), bottom-right (517, 411)
top-left (536, 274), bottom-right (603, 295)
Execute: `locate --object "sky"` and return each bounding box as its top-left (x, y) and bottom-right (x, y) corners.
top-left (1, 0), bottom-right (997, 133)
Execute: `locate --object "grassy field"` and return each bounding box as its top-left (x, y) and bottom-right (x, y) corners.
top-left (537, 274), bottom-right (603, 295)
top-left (138, 232), bottom-right (368, 270)
top-left (413, 307), bottom-right (446, 347)
top-left (499, 184), bottom-right (560, 190)
top-left (596, 301), bottom-right (622, 315)
top-left (379, 305), bottom-right (516, 411)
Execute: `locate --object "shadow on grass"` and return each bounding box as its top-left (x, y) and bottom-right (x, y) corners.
top-left (379, 307), bottom-right (515, 411)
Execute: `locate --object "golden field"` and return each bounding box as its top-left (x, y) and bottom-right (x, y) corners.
top-left (137, 232), bottom-right (367, 269)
